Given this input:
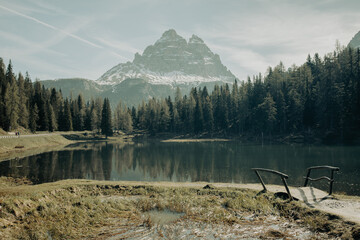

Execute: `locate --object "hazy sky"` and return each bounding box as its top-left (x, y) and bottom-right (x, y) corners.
top-left (1, 0), bottom-right (360, 81)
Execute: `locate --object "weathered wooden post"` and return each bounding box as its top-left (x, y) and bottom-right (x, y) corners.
top-left (252, 168), bottom-right (293, 200)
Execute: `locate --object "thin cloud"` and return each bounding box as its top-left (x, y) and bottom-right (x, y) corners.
top-left (95, 37), bottom-right (141, 55)
top-left (0, 30), bottom-right (65, 57)
top-left (0, 4), bottom-right (103, 49)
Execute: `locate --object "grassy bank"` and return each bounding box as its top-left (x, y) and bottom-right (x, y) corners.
top-left (0, 178), bottom-right (359, 239)
top-left (134, 131), bottom-right (326, 145)
top-left (0, 131), bottom-right (135, 162)
top-left (0, 134), bottom-right (73, 162)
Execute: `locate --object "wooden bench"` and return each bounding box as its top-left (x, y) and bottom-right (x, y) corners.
top-left (303, 165), bottom-right (340, 195)
top-left (252, 165), bottom-right (340, 200)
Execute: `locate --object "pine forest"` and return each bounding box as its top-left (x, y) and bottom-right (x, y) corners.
top-left (1, 45), bottom-right (360, 143)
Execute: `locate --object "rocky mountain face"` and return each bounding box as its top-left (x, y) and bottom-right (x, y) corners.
top-left (349, 31), bottom-right (360, 49)
top-left (97, 29), bottom-right (235, 86)
top-left (42, 29), bottom-right (237, 106)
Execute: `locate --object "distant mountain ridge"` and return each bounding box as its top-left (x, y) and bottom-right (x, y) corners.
top-left (349, 31), bottom-right (360, 49)
top-left (41, 78), bottom-right (106, 99)
top-left (97, 29), bottom-right (236, 86)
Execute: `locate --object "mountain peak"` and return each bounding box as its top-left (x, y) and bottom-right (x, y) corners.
top-left (156, 29), bottom-right (185, 44)
top-left (189, 34), bottom-right (204, 44)
top-left (98, 29), bottom-right (236, 86)
top-left (162, 29), bottom-right (178, 38)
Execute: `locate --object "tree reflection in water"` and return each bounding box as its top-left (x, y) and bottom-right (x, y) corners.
top-left (0, 142), bottom-right (359, 195)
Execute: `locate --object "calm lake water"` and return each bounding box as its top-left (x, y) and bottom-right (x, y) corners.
top-left (1, 141), bottom-right (359, 195)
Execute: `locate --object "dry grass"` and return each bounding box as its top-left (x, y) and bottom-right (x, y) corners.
top-left (0, 178), bottom-right (359, 239)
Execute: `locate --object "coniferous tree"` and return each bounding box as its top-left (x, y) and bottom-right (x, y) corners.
top-left (47, 100), bottom-right (57, 132)
top-left (3, 61), bottom-right (19, 131)
top-left (257, 93), bottom-right (277, 134)
top-left (137, 101), bottom-right (147, 130)
top-left (94, 97), bottom-right (103, 132)
top-left (33, 82), bottom-right (48, 131)
top-left (159, 99), bottom-right (170, 131)
top-left (131, 106), bottom-right (137, 128)
top-left (172, 106), bottom-right (181, 132)
top-left (114, 101), bottom-right (133, 132)
top-left (73, 94), bottom-right (85, 131)
top-left (101, 98), bottom-right (112, 137)
top-left (63, 99), bottom-right (73, 131)
top-left (194, 96), bottom-right (204, 134)
top-left (17, 73), bottom-right (29, 128)
top-left (50, 87), bottom-right (62, 121)
top-left (124, 109), bottom-right (133, 132)
top-left (84, 100), bottom-right (93, 131)
top-left (203, 95), bottom-right (214, 133)
top-left (29, 104), bottom-right (39, 133)
top-left (0, 58), bottom-right (5, 130)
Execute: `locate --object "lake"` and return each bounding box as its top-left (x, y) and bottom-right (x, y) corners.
top-left (1, 141), bottom-right (359, 195)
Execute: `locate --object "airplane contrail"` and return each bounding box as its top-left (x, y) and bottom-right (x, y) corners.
top-left (0, 4), bottom-right (103, 49)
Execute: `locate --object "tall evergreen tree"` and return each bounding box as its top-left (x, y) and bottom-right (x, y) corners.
top-left (0, 58), bottom-right (6, 129)
top-left (194, 96), bottom-right (204, 134)
top-left (4, 81), bottom-right (19, 131)
top-left (17, 73), bottom-right (29, 128)
top-left (101, 98), bottom-right (112, 137)
top-left (29, 104), bottom-right (39, 133)
top-left (47, 100), bottom-right (57, 132)
top-left (114, 101), bottom-right (133, 132)
top-left (203, 96), bottom-right (214, 133)
top-left (63, 99), bottom-right (73, 131)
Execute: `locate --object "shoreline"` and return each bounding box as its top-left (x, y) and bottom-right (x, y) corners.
top-left (1, 130), bottom-right (359, 164)
top-left (0, 131), bottom-right (135, 162)
top-left (0, 134), bottom-right (74, 162)
top-left (1, 178), bottom-right (359, 239)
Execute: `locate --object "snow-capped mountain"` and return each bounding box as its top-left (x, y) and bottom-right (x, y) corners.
top-left (42, 30), bottom-right (238, 106)
top-left (97, 29), bottom-right (236, 86)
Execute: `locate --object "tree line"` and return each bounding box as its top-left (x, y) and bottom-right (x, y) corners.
top-left (1, 44), bottom-right (360, 142)
top-left (0, 59), bottom-right (114, 136)
top-left (131, 45), bottom-right (360, 142)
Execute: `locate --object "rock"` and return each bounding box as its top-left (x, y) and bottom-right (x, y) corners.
top-left (203, 184), bottom-right (215, 190)
top-left (352, 227), bottom-right (360, 239)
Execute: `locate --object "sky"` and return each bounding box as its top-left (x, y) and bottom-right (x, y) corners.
top-left (1, 0), bottom-right (360, 81)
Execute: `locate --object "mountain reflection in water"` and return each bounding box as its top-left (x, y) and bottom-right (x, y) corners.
top-left (0, 142), bottom-right (359, 196)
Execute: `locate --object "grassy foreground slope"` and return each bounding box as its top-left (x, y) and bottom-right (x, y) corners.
top-left (0, 178), bottom-right (359, 239)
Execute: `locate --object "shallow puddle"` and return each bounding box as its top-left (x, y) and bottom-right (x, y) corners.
top-left (144, 209), bottom-right (184, 225)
